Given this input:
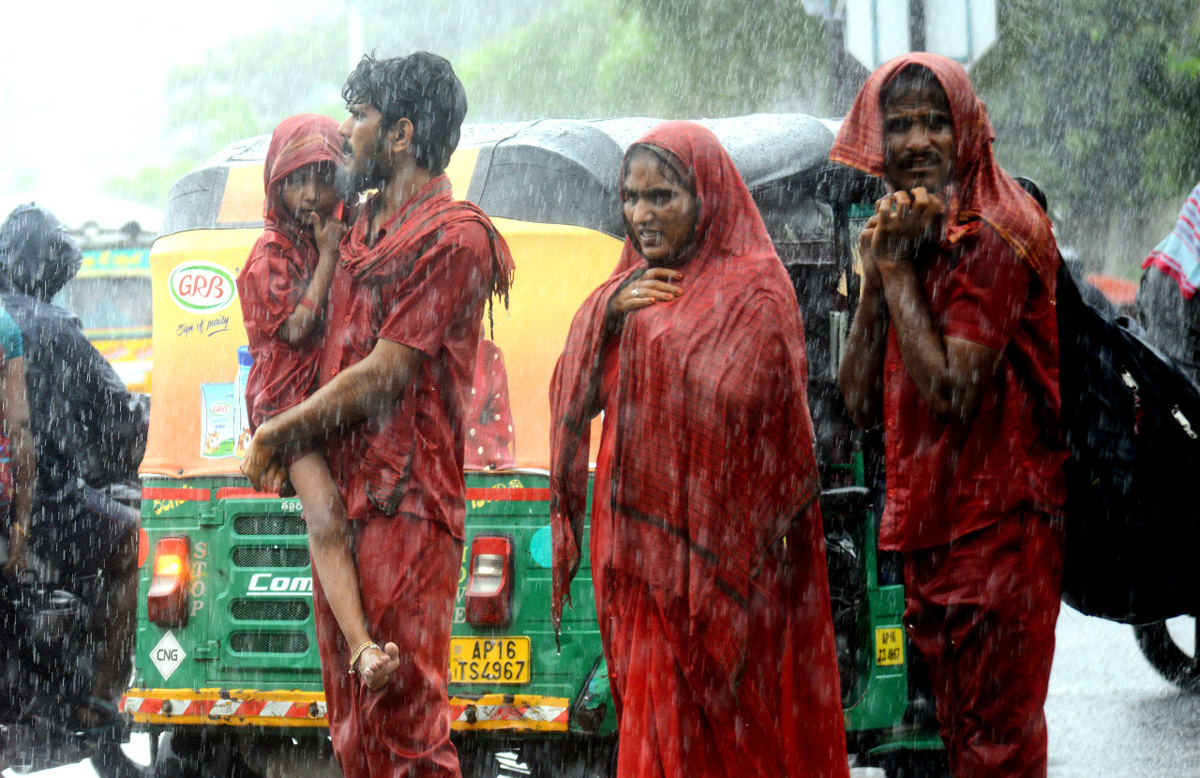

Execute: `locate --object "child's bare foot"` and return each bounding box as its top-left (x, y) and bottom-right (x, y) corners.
top-left (356, 642), bottom-right (400, 690)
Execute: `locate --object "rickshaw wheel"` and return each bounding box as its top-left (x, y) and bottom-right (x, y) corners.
top-left (456, 737), bottom-right (617, 778)
top-left (152, 731), bottom-right (254, 778)
top-left (1133, 618), bottom-right (1200, 692)
top-left (91, 739), bottom-right (152, 778)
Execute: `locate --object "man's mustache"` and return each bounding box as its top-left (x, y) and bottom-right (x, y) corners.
top-left (897, 151), bottom-right (942, 167)
top-left (342, 140), bottom-right (354, 156)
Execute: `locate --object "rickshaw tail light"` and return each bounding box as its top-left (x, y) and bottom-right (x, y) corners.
top-left (465, 535), bottom-right (513, 627)
top-left (148, 536), bottom-right (190, 628)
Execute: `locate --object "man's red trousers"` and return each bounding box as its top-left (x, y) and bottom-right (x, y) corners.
top-left (903, 510), bottom-right (1064, 778)
top-left (313, 513), bottom-right (462, 778)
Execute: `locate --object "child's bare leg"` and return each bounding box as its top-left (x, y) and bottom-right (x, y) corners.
top-left (288, 452), bottom-right (400, 689)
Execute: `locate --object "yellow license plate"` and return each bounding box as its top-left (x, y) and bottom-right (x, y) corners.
top-left (875, 627), bottom-right (905, 666)
top-left (449, 637), bottom-right (531, 684)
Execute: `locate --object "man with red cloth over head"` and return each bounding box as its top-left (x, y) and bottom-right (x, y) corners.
top-left (551, 121), bottom-right (848, 778)
top-left (242, 52), bottom-right (513, 778)
top-left (834, 54), bottom-right (1068, 777)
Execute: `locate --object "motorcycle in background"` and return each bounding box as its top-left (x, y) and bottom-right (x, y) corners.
top-left (0, 555), bottom-right (145, 777)
top-left (0, 393), bottom-right (150, 777)
top-left (1135, 619), bottom-right (1200, 692)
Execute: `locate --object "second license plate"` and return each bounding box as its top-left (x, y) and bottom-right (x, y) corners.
top-left (449, 636), bottom-right (531, 684)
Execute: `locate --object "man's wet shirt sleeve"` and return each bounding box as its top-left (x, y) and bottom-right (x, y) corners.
top-left (378, 221), bottom-right (493, 356)
top-left (941, 227), bottom-right (1032, 354)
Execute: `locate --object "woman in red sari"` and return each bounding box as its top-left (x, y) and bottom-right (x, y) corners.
top-left (550, 122), bottom-right (848, 778)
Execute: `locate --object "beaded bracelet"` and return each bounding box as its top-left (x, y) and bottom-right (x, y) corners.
top-left (348, 641), bottom-right (381, 674)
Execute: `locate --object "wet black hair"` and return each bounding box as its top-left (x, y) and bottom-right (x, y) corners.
top-left (341, 52), bottom-right (468, 176)
top-left (881, 63), bottom-right (950, 112)
top-left (621, 144), bottom-right (694, 193)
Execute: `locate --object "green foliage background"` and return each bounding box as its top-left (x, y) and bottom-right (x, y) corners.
top-left (108, 0), bottom-right (1200, 275)
top-left (976, 0), bottom-right (1200, 268)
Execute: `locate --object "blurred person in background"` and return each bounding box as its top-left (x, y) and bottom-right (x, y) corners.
top-left (1136, 181), bottom-right (1200, 383)
top-left (0, 204), bottom-right (147, 726)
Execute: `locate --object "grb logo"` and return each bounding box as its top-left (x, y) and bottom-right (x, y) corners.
top-left (209, 402), bottom-right (232, 417)
top-left (169, 261), bottom-right (237, 313)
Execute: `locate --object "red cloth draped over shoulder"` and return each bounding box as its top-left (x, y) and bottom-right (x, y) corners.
top-left (550, 121), bottom-right (821, 685)
top-left (830, 52), bottom-right (1057, 293)
top-left (338, 175), bottom-right (513, 298)
top-left (326, 175), bottom-right (514, 529)
top-left (465, 338), bottom-right (516, 471)
top-left (237, 114), bottom-right (343, 428)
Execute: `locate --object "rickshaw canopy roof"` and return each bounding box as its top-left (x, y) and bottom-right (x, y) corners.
top-left (161, 114), bottom-right (871, 239)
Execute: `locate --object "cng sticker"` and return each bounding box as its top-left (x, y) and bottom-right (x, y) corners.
top-left (151, 630), bottom-right (186, 680)
top-left (168, 261), bottom-right (237, 313)
top-left (875, 627), bottom-right (904, 666)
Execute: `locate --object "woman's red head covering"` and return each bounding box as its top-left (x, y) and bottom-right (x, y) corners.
top-left (262, 113), bottom-right (344, 228)
top-left (830, 52), bottom-right (1057, 290)
top-left (551, 121), bottom-right (821, 684)
top-left (614, 121), bottom-right (777, 276)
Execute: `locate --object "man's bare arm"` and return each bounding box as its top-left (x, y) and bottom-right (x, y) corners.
top-left (838, 219), bottom-right (889, 429)
top-left (878, 260), bottom-right (1001, 420)
top-left (263, 339), bottom-right (424, 444)
top-left (868, 190), bottom-right (1002, 421)
top-left (241, 340), bottom-right (425, 491)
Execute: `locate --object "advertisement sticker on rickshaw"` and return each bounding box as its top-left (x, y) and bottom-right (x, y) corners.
top-left (200, 383), bottom-right (238, 458)
top-left (145, 232), bottom-right (256, 475)
top-left (168, 261), bottom-right (238, 313)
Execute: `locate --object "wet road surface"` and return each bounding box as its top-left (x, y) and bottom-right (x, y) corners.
top-left (1046, 608), bottom-right (1200, 777)
top-left (8, 607), bottom-right (1200, 777)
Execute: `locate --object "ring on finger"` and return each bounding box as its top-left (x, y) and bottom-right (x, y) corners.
top-left (632, 288), bottom-right (641, 297)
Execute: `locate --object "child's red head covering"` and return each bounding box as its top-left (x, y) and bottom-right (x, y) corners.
top-left (262, 114), bottom-right (344, 228)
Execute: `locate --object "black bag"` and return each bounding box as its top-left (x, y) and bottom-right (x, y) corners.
top-left (1058, 264), bottom-right (1200, 623)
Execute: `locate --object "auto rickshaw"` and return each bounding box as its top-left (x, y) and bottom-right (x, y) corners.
top-left (123, 115), bottom-right (940, 777)
top-left (54, 223), bottom-right (155, 393)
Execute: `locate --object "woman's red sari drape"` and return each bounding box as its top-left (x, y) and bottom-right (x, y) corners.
top-left (551, 121), bottom-right (847, 777)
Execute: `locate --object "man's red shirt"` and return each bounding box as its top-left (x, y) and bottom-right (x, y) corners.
top-left (879, 224), bottom-right (1069, 551)
top-left (319, 196), bottom-right (494, 540)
